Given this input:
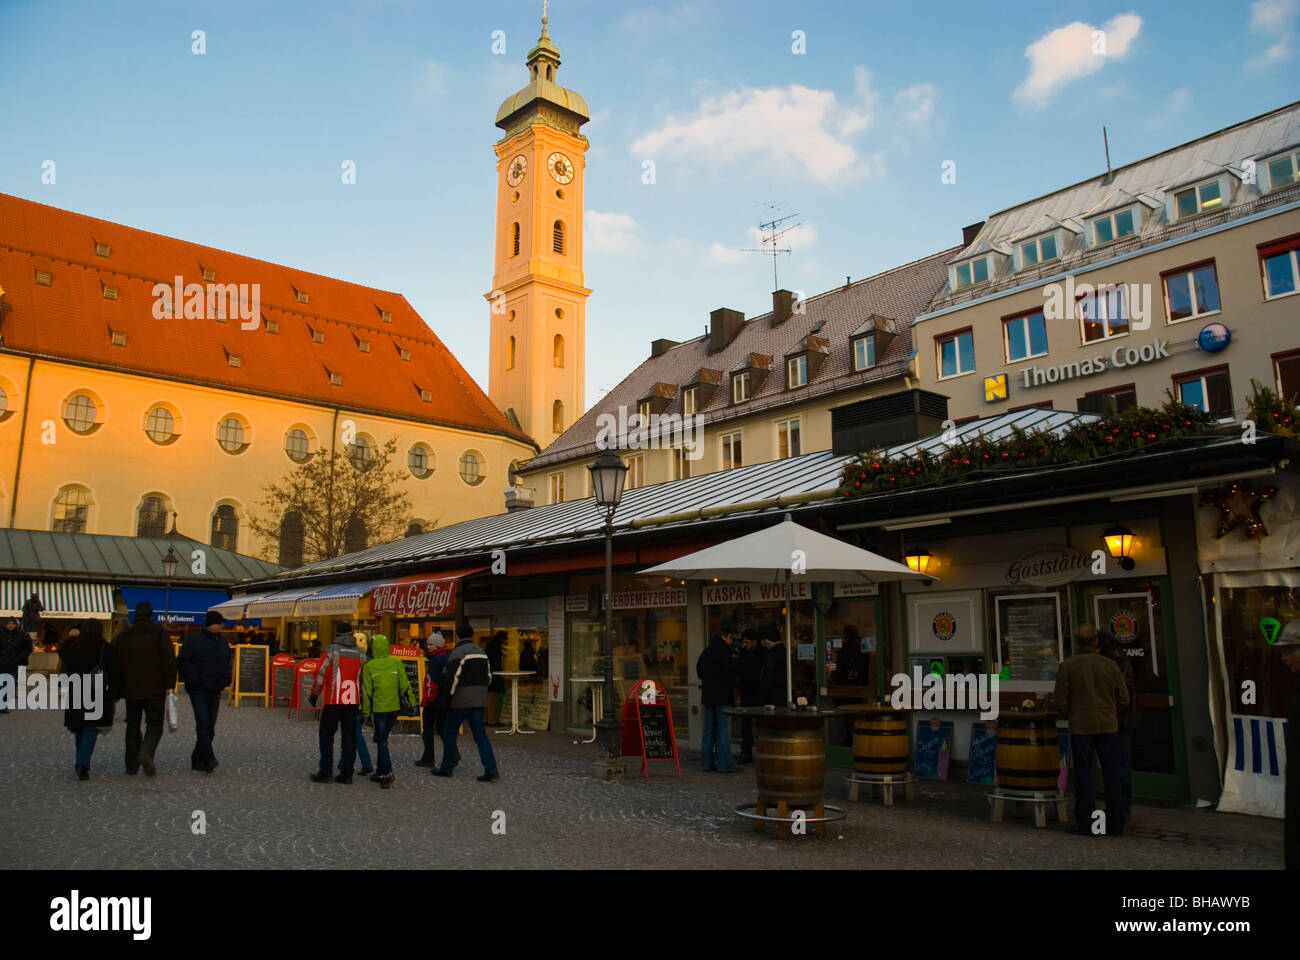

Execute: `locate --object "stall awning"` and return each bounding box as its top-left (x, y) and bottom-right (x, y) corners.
top-left (294, 579), bottom-right (391, 618)
top-left (1, 579), bottom-right (115, 620)
top-left (120, 587), bottom-right (247, 627)
top-left (370, 566), bottom-right (487, 618)
top-left (243, 584), bottom-right (326, 619)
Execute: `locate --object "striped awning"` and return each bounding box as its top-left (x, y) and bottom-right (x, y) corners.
top-left (294, 579), bottom-right (390, 618)
top-left (243, 584), bottom-right (327, 619)
top-left (210, 595), bottom-right (253, 619)
top-left (1, 579), bottom-right (115, 620)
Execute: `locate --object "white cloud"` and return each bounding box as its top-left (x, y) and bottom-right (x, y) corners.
top-left (1251, 0), bottom-right (1297, 31)
top-left (585, 211), bottom-right (643, 257)
top-left (894, 84), bottom-right (937, 127)
top-left (1012, 13), bottom-right (1142, 108)
top-left (1247, 0), bottom-right (1296, 67)
top-left (710, 222), bottom-right (817, 266)
top-left (416, 60), bottom-right (450, 100)
top-left (630, 74), bottom-right (886, 185)
top-left (709, 242), bottom-right (748, 265)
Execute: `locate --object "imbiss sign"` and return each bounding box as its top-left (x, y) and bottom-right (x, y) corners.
top-left (371, 579), bottom-right (457, 617)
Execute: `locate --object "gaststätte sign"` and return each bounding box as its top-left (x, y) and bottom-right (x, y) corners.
top-left (1004, 546), bottom-right (1090, 587)
top-left (370, 578), bottom-right (458, 617)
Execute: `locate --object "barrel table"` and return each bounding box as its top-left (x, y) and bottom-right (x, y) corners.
top-left (987, 709), bottom-right (1068, 828)
top-left (724, 707), bottom-right (847, 835)
top-left (841, 703), bottom-right (915, 805)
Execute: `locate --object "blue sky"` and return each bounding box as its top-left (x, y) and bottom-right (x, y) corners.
top-left (2, 0), bottom-right (1297, 406)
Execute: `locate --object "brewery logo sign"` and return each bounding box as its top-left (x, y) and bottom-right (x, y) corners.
top-left (1109, 609), bottom-right (1141, 646)
top-left (932, 612), bottom-right (958, 643)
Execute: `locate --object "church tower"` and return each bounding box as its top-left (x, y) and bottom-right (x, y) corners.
top-left (488, 14), bottom-right (589, 447)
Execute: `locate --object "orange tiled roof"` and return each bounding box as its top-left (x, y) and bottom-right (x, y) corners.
top-left (0, 193), bottom-right (534, 447)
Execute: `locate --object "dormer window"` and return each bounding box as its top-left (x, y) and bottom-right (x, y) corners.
top-left (311, 327), bottom-right (325, 344)
top-left (201, 266), bottom-right (216, 282)
top-left (1174, 179), bottom-right (1222, 219)
top-left (852, 336), bottom-right (876, 371)
top-left (227, 351), bottom-right (242, 368)
top-left (399, 347), bottom-right (412, 362)
top-left (102, 284), bottom-right (118, 300)
top-left (732, 371), bottom-right (752, 403)
top-left (110, 330), bottom-right (127, 347)
top-left (296, 288), bottom-right (309, 305)
top-left (1018, 233), bottom-right (1059, 269)
top-left (94, 241), bottom-right (110, 258)
top-left (954, 256), bottom-right (989, 289)
top-left (420, 388), bottom-right (433, 403)
top-left (1090, 207), bottom-right (1136, 246)
top-left (328, 370), bottom-right (342, 386)
top-left (35, 269), bottom-right (52, 286)
top-left (357, 338), bottom-right (371, 353)
top-left (682, 387), bottom-right (697, 415)
top-left (637, 400), bottom-right (653, 421)
top-left (266, 319), bottom-right (280, 334)
top-left (380, 309), bottom-right (392, 323)
top-left (787, 355), bottom-right (808, 389)
top-left (1266, 150), bottom-right (1300, 192)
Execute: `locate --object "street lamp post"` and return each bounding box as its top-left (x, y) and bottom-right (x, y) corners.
top-left (588, 450), bottom-right (629, 781)
top-left (162, 546), bottom-right (179, 632)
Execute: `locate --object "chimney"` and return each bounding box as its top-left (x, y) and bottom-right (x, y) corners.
top-left (708, 307), bottom-right (745, 353)
top-left (771, 289), bottom-right (796, 326)
top-left (961, 222), bottom-right (985, 247)
top-left (504, 485), bottom-right (536, 512)
top-left (651, 338), bottom-right (679, 358)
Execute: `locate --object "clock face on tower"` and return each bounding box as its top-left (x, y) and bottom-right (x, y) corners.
top-left (506, 155), bottom-right (527, 186)
top-left (547, 152), bottom-right (574, 184)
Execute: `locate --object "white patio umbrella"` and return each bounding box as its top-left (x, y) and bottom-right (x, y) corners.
top-left (641, 514), bottom-right (935, 705)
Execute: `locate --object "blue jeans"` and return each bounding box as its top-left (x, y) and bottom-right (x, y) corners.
top-left (74, 727), bottom-right (99, 768)
top-left (701, 705), bottom-right (733, 771)
top-left (372, 712), bottom-right (397, 776)
top-left (440, 707), bottom-right (496, 775)
top-left (341, 714), bottom-right (372, 771)
top-left (319, 705), bottom-right (358, 777)
top-left (188, 689), bottom-right (221, 768)
top-left (1071, 731), bottom-right (1125, 836)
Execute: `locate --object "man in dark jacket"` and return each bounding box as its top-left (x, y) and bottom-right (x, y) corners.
top-left (696, 627), bottom-right (740, 772)
top-left (1053, 623), bottom-right (1130, 837)
top-left (1100, 634), bottom-right (1139, 819)
top-left (432, 623), bottom-right (498, 781)
top-left (177, 611), bottom-right (231, 774)
top-left (0, 616), bottom-right (34, 715)
top-left (416, 633), bottom-right (456, 768)
top-left (22, 593), bottom-right (45, 638)
top-left (113, 602), bottom-right (177, 776)
top-left (737, 629), bottom-right (764, 763)
top-left (758, 630), bottom-right (788, 706)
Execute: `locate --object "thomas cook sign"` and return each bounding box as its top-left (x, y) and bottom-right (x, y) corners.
top-left (1020, 338), bottom-right (1170, 389)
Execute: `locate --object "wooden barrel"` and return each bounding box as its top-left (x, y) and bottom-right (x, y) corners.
top-left (995, 711), bottom-right (1060, 791)
top-left (852, 708), bottom-right (910, 775)
top-left (755, 725), bottom-right (826, 807)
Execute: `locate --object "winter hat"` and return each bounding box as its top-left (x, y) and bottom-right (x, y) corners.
top-left (456, 622), bottom-right (474, 640)
top-left (134, 601), bottom-right (154, 623)
top-left (335, 621), bottom-right (352, 634)
top-left (205, 611), bottom-right (224, 627)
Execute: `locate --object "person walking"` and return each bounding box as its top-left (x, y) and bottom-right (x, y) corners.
top-left (308, 621), bottom-right (367, 784)
top-left (416, 633), bottom-right (454, 768)
top-left (0, 615), bottom-right (33, 715)
top-left (360, 634), bottom-right (414, 788)
top-left (1099, 633), bottom-right (1139, 820)
top-left (22, 593), bottom-right (45, 641)
top-left (1275, 623), bottom-right (1300, 870)
top-left (59, 620), bottom-right (122, 780)
top-left (697, 626), bottom-right (740, 773)
top-left (484, 630), bottom-right (506, 725)
top-left (1053, 623), bottom-right (1130, 838)
top-left (758, 629), bottom-right (788, 706)
top-left (736, 628), bottom-right (765, 763)
top-left (113, 602), bottom-right (177, 776)
top-left (176, 611), bottom-right (232, 774)
top-left (432, 623), bottom-right (498, 782)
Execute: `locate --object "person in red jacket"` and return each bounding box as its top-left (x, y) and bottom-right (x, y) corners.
top-left (308, 621), bottom-right (367, 784)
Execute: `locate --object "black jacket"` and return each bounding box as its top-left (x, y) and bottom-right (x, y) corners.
top-left (177, 627), bottom-right (232, 692)
top-left (759, 643), bottom-right (789, 706)
top-left (59, 639), bottom-right (122, 731)
top-left (113, 621), bottom-right (177, 699)
top-left (0, 626), bottom-right (33, 673)
top-left (738, 646), bottom-right (765, 705)
top-left (696, 637), bottom-right (734, 707)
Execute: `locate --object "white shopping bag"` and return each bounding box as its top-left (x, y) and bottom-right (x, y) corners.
top-left (165, 691), bottom-right (179, 732)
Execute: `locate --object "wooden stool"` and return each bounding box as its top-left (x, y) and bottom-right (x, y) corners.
top-left (986, 788), bottom-right (1068, 828)
top-left (845, 772), bottom-right (915, 805)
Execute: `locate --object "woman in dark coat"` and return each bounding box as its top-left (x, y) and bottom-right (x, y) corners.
top-left (59, 620), bottom-right (122, 780)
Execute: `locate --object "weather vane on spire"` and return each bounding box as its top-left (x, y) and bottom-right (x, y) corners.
top-left (543, 0), bottom-right (549, 22)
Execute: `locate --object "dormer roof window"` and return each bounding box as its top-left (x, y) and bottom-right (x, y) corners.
top-left (1265, 148), bottom-right (1300, 193)
top-left (682, 367), bottom-right (722, 410)
top-left (94, 241), bottom-right (110, 258)
top-left (1018, 232), bottom-right (1059, 269)
top-left (295, 287), bottom-right (309, 305)
top-left (1089, 206), bottom-right (1137, 246)
top-left (1174, 178), bottom-right (1223, 219)
top-left (954, 255), bottom-right (989, 289)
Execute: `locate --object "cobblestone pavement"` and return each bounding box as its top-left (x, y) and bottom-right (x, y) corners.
top-left (0, 706), bottom-right (1283, 869)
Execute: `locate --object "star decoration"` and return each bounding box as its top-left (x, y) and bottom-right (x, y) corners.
top-left (1201, 481), bottom-right (1277, 539)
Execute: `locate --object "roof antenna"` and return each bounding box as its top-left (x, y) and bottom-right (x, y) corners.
top-left (741, 201), bottom-right (800, 291)
top-left (1103, 126), bottom-right (1114, 184)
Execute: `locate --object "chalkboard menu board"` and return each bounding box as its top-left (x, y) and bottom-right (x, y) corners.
top-left (234, 645), bottom-right (268, 706)
top-left (637, 703), bottom-right (673, 758)
top-left (996, 593), bottom-right (1062, 682)
top-left (296, 662), bottom-right (320, 721)
top-left (398, 658), bottom-right (421, 717)
top-left (967, 720), bottom-right (998, 784)
top-left (914, 719), bottom-right (954, 779)
top-left (271, 657), bottom-right (296, 706)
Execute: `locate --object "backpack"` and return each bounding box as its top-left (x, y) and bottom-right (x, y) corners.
top-left (421, 669), bottom-right (439, 707)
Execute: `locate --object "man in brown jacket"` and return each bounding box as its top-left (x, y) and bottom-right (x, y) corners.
top-left (113, 602), bottom-right (177, 776)
top-left (1053, 623), bottom-right (1130, 837)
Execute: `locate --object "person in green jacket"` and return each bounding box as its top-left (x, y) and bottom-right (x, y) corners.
top-left (360, 635), bottom-right (414, 789)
